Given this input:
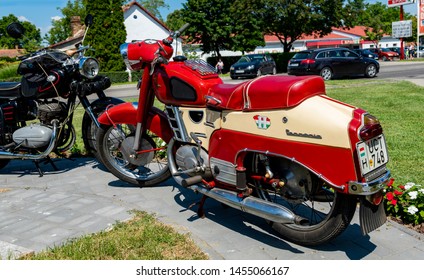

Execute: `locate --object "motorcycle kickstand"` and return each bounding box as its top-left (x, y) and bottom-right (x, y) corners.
top-left (188, 195), bottom-right (208, 219)
top-left (33, 156), bottom-right (59, 177)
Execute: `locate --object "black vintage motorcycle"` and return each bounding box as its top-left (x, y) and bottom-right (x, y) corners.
top-left (0, 15), bottom-right (123, 175)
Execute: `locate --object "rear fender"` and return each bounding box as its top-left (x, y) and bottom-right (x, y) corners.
top-left (97, 102), bottom-right (173, 142)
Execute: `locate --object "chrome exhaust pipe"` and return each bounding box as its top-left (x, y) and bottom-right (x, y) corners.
top-left (189, 184), bottom-right (296, 224)
top-left (167, 139), bottom-right (298, 224)
top-left (0, 120), bottom-right (59, 160)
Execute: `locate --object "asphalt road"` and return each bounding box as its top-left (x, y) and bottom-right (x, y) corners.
top-left (103, 60), bottom-right (424, 99)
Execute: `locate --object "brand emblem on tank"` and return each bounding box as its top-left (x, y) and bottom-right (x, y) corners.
top-left (253, 115), bottom-right (271, 129)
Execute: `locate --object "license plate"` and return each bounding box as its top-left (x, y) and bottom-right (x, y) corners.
top-left (290, 63), bottom-right (299, 66)
top-left (235, 70), bottom-right (244, 73)
top-left (356, 135), bottom-right (389, 175)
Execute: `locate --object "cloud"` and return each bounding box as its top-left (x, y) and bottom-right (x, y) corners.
top-left (51, 16), bottom-right (62, 22)
top-left (17, 16), bottom-right (30, 22)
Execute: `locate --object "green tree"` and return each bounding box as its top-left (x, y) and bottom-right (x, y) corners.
top-left (44, 0), bottom-right (86, 46)
top-left (0, 14), bottom-right (42, 51)
top-left (84, 0), bottom-right (127, 71)
top-left (229, 0), bottom-right (265, 53)
top-left (135, 0), bottom-right (169, 21)
top-left (250, 0), bottom-right (349, 53)
top-left (182, 0), bottom-right (233, 59)
top-left (358, 2), bottom-right (415, 44)
top-left (166, 9), bottom-right (185, 31)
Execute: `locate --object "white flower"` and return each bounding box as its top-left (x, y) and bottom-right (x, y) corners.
top-left (404, 182), bottom-right (415, 190)
top-left (407, 205), bottom-right (419, 215)
top-left (409, 191), bottom-right (418, 200)
top-left (419, 189), bottom-right (424, 194)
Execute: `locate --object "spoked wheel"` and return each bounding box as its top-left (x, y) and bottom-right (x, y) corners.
top-left (96, 124), bottom-right (171, 187)
top-left (250, 154), bottom-right (357, 246)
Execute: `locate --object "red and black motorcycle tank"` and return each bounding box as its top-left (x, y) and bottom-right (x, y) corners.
top-left (152, 59), bottom-right (223, 107)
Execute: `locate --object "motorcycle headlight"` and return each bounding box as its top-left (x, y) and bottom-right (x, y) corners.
top-left (79, 57), bottom-right (99, 79)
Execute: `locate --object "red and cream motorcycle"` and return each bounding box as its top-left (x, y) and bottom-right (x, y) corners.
top-left (95, 25), bottom-right (391, 246)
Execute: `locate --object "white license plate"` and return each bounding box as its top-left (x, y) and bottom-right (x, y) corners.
top-left (290, 63), bottom-right (299, 66)
top-left (235, 70), bottom-right (244, 73)
top-left (356, 135), bottom-right (389, 175)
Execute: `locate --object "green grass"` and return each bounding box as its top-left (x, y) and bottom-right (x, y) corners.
top-left (20, 211), bottom-right (208, 260)
top-left (326, 79), bottom-right (424, 185)
top-left (0, 63), bottom-right (19, 81)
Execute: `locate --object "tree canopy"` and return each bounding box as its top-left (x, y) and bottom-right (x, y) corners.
top-left (85, 0), bottom-right (127, 71)
top-left (135, 0), bottom-right (169, 21)
top-left (0, 14), bottom-right (42, 51)
top-left (181, 0), bottom-right (265, 58)
top-left (44, 0), bottom-right (86, 46)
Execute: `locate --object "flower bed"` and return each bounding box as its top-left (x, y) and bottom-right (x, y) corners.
top-left (385, 180), bottom-right (424, 233)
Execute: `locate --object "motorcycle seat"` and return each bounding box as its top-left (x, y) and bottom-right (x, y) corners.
top-left (0, 82), bottom-right (21, 99)
top-left (206, 75), bottom-right (326, 111)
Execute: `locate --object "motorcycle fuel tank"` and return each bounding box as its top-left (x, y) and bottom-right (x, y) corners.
top-left (12, 124), bottom-right (52, 148)
top-left (153, 59), bottom-right (223, 107)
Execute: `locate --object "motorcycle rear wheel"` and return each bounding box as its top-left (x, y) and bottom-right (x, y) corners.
top-left (96, 124), bottom-right (171, 187)
top-left (251, 155), bottom-right (357, 246)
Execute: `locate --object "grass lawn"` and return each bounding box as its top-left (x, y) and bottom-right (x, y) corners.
top-left (326, 79), bottom-right (424, 185)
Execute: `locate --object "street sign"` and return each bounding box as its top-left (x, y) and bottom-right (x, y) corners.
top-left (392, 20), bottom-right (413, 38)
top-left (388, 0), bottom-right (415, 7)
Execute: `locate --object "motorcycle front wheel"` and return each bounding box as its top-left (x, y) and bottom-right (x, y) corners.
top-left (251, 154), bottom-right (358, 246)
top-left (96, 124), bottom-right (171, 187)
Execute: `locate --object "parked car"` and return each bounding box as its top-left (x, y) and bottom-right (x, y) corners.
top-left (229, 54), bottom-right (277, 79)
top-left (287, 47), bottom-right (379, 80)
top-left (367, 48), bottom-right (399, 61)
top-left (353, 48), bottom-right (378, 60)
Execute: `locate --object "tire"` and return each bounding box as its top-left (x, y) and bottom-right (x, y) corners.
top-left (96, 124), bottom-right (171, 187)
top-left (382, 56), bottom-right (388, 61)
top-left (82, 98), bottom-right (124, 158)
top-left (250, 154), bottom-right (357, 246)
top-left (320, 67), bottom-right (333, 80)
top-left (365, 64), bottom-right (377, 78)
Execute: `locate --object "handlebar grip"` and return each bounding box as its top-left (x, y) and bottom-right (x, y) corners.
top-left (175, 23), bottom-right (190, 36)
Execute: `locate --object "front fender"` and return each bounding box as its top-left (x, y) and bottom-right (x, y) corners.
top-left (98, 102), bottom-right (173, 142)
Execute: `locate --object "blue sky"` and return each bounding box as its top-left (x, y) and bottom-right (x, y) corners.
top-left (0, 0), bottom-right (185, 37)
top-left (0, 0), bottom-right (417, 37)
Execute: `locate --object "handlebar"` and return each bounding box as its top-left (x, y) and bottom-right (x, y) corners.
top-left (175, 23), bottom-right (190, 37)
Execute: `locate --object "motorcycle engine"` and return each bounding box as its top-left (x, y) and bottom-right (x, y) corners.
top-left (12, 124), bottom-right (53, 148)
top-left (175, 145), bottom-right (209, 176)
top-left (38, 100), bottom-right (67, 124)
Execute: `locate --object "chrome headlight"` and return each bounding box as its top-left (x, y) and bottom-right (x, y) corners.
top-left (79, 57), bottom-right (99, 79)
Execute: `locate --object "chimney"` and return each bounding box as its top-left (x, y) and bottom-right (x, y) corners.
top-left (70, 16), bottom-right (83, 37)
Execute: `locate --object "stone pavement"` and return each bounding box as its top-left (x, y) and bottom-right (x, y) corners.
top-left (0, 157), bottom-right (423, 260)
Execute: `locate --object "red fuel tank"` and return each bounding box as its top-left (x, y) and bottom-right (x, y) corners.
top-left (153, 59), bottom-right (223, 107)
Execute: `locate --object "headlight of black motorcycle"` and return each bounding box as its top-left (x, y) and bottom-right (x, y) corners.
top-left (79, 57), bottom-right (99, 79)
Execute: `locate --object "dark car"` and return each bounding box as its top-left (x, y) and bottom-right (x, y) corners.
top-left (287, 47), bottom-right (379, 80)
top-left (230, 54), bottom-right (277, 79)
top-left (353, 49), bottom-right (378, 60)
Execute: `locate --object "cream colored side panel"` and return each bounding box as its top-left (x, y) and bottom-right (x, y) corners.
top-left (222, 96), bottom-right (355, 148)
top-left (180, 108), bottom-right (221, 149)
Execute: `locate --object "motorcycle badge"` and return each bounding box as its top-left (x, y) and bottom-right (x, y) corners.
top-left (253, 115), bottom-right (271, 129)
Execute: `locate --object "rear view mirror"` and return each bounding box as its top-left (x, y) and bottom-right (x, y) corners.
top-left (6, 22), bottom-right (25, 39)
top-left (84, 14), bottom-right (94, 27)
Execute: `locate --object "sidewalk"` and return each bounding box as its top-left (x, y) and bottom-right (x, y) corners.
top-left (1, 158), bottom-right (423, 260)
